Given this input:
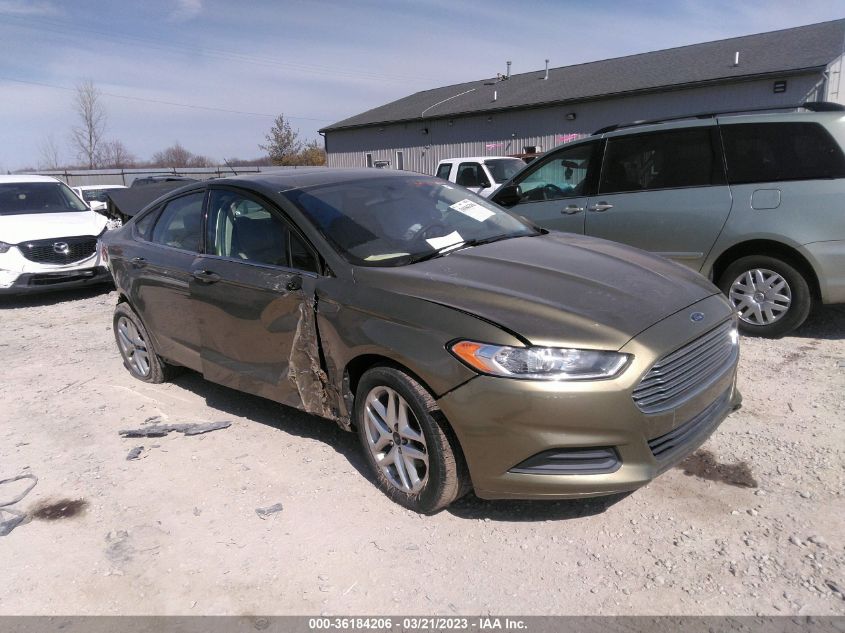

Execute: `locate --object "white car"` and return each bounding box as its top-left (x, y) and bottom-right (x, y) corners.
top-left (435, 156), bottom-right (525, 197)
top-left (0, 175), bottom-right (111, 294)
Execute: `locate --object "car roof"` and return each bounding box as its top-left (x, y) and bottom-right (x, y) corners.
top-left (0, 174), bottom-right (62, 184)
top-left (73, 184), bottom-right (127, 190)
top-left (204, 168), bottom-right (433, 192)
top-left (437, 157), bottom-right (522, 164)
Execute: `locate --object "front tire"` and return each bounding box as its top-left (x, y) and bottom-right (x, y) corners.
top-left (354, 366), bottom-right (469, 513)
top-left (718, 255), bottom-right (812, 337)
top-left (113, 302), bottom-right (172, 383)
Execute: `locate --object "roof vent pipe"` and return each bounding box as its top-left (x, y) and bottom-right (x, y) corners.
top-left (506, 61), bottom-right (511, 78)
top-left (734, 51), bottom-right (740, 66)
top-left (544, 59), bottom-right (549, 80)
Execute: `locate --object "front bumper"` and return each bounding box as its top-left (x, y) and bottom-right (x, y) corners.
top-left (437, 294), bottom-right (741, 500)
top-left (0, 266), bottom-right (112, 295)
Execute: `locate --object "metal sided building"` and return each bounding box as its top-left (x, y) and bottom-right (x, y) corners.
top-left (320, 19), bottom-right (845, 175)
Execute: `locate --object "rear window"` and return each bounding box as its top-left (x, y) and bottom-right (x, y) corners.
top-left (721, 122), bottom-right (845, 184)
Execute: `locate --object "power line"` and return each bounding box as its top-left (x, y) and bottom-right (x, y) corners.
top-left (0, 76), bottom-right (334, 122)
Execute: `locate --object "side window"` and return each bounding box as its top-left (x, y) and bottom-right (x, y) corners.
top-left (289, 231), bottom-right (319, 273)
top-left (150, 192), bottom-right (205, 251)
top-left (455, 162), bottom-right (486, 187)
top-left (134, 206), bottom-right (162, 240)
top-left (599, 128), bottom-right (717, 194)
top-left (435, 163), bottom-right (452, 180)
top-left (515, 142), bottom-right (596, 202)
top-left (721, 122), bottom-right (845, 184)
top-left (207, 189), bottom-right (317, 270)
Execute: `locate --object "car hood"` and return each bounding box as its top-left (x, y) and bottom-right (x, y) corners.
top-left (357, 232), bottom-right (721, 350)
top-left (0, 211), bottom-right (107, 244)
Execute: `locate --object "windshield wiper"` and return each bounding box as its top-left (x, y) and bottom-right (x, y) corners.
top-left (404, 233), bottom-right (519, 265)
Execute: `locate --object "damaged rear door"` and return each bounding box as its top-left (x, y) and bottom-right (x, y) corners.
top-left (190, 187), bottom-right (322, 409)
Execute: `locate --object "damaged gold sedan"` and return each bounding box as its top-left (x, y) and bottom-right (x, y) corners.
top-left (103, 169), bottom-right (741, 513)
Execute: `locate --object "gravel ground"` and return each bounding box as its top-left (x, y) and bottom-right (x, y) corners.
top-left (0, 287), bottom-right (842, 616)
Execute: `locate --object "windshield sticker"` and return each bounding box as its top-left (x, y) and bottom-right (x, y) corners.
top-left (450, 199), bottom-right (495, 222)
top-left (426, 231), bottom-right (464, 251)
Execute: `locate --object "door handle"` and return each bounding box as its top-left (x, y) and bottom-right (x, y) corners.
top-left (192, 270), bottom-right (221, 284)
top-left (286, 275), bottom-right (302, 292)
top-left (561, 205), bottom-right (584, 215)
top-left (588, 202), bottom-right (613, 212)
top-left (130, 257), bottom-right (146, 267)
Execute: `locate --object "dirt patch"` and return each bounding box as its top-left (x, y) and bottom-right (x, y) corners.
top-left (677, 450), bottom-right (758, 488)
top-left (30, 498), bottom-right (87, 521)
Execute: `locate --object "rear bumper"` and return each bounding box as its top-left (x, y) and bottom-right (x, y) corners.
top-left (0, 266), bottom-right (112, 295)
top-left (802, 240), bottom-right (845, 304)
top-left (436, 294), bottom-right (741, 500)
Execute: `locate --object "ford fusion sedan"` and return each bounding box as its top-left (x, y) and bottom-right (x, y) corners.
top-left (102, 169), bottom-right (741, 513)
top-left (0, 175), bottom-right (111, 294)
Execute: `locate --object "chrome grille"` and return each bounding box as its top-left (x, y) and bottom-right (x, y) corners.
top-left (19, 235), bottom-right (97, 265)
top-left (633, 320), bottom-right (737, 414)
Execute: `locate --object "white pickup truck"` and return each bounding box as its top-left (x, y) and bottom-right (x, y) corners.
top-left (435, 156), bottom-right (525, 198)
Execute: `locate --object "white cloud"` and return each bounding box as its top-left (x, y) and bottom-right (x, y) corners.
top-left (170, 0), bottom-right (202, 22)
top-left (0, 0), bottom-right (60, 16)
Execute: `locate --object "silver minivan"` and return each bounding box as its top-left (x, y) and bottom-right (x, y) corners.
top-left (493, 103), bottom-right (845, 337)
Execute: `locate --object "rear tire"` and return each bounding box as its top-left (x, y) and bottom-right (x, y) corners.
top-left (354, 366), bottom-right (469, 514)
top-left (113, 303), bottom-right (173, 383)
top-left (718, 255), bottom-right (812, 337)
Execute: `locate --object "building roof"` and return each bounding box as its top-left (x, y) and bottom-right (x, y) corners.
top-left (322, 19), bottom-right (845, 132)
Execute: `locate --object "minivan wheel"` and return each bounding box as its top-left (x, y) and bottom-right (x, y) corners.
top-left (718, 255), bottom-right (812, 338)
top-left (113, 303), bottom-right (171, 383)
top-left (354, 366), bottom-right (469, 513)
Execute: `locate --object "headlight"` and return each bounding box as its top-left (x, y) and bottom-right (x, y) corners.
top-left (0, 241), bottom-right (13, 254)
top-left (449, 340), bottom-right (630, 380)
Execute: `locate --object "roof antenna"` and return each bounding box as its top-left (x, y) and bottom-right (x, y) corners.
top-left (544, 59), bottom-right (549, 80)
top-left (506, 60), bottom-right (511, 79)
top-left (222, 157), bottom-right (238, 176)
top-left (733, 51), bottom-right (740, 66)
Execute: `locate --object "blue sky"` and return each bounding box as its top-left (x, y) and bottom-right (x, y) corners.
top-left (0, 0), bottom-right (843, 171)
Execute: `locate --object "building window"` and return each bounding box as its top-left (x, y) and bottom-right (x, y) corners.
top-left (395, 151), bottom-right (404, 171)
top-left (365, 153), bottom-right (373, 168)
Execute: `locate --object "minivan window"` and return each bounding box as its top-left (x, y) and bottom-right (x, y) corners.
top-left (150, 192), bottom-right (205, 252)
top-left (721, 122), bottom-right (845, 184)
top-left (514, 141), bottom-right (597, 202)
top-left (600, 128), bottom-right (719, 194)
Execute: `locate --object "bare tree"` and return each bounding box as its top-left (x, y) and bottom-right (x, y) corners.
top-left (259, 114), bottom-right (304, 166)
top-left (97, 140), bottom-right (136, 168)
top-left (38, 134), bottom-right (63, 170)
top-left (70, 80), bottom-right (107, 169)
top-left (151, 142), bottom-right (213, 168)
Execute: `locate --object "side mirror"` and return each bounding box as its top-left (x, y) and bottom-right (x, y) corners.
top-left (493, 184), bottom-right (522, 207)
top-left (479, 179), bottom-right (492, 189)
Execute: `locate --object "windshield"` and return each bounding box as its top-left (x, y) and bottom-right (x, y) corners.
top-left (484, 158), bottom-right (524, 183)
top-left (283, 175), bottom-right (537, 267)
top-left (0, 182), bottom-right (90, 215)
top-left (80, 189), bottom-right (113, 203)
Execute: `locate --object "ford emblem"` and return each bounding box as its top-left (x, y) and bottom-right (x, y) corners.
top-left (690, 312), bottom-right (705, 322)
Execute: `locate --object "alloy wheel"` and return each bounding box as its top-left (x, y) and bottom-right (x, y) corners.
top-left (729, 268), bottom-right (792, 326)
top-left (363, 385), bottom-right (429, 494)
top-left (116, 316), bottom-right (151, 377)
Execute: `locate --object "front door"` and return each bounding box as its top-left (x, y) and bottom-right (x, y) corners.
top-left (190, 187), bottom-right (321, 409)
top-left (585, 126), bottom-right (732, 271)
top-left (494, 140), bottom-right (601, 234)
